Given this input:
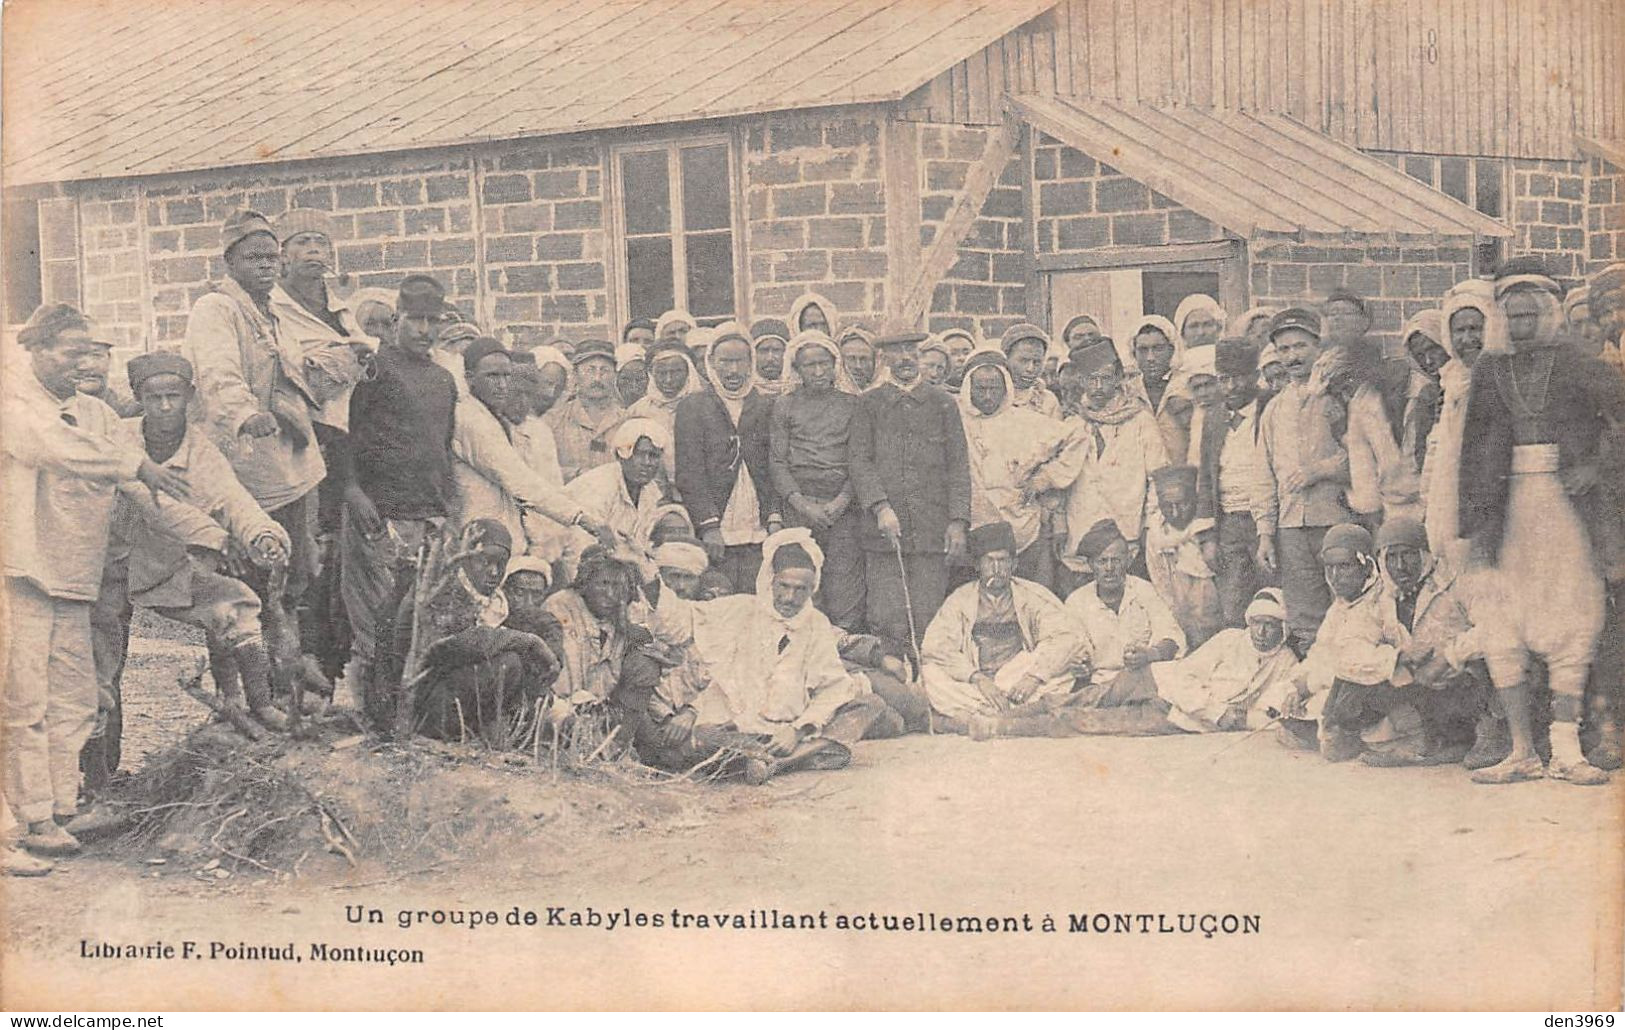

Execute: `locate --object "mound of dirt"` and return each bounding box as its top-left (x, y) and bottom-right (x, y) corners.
top-left (98, 719), bottom-right (722, 884)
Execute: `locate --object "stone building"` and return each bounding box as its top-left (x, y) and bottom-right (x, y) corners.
top-left (4, 0), bottom-right (1622, 366)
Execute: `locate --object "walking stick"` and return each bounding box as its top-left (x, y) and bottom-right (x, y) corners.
top-left (891, 536), bottom-right (933, 734)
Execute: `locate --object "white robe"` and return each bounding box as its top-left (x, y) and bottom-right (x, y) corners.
top-left (1152, 629), bottom-right (1300, 732)
top-left (920, 577), bottom-right (1082, 719)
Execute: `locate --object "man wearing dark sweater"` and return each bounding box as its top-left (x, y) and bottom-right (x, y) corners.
top-left (338, 274), bottom-right (459, 725)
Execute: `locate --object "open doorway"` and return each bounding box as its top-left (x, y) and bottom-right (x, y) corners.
top-left (1039, 241), bottom-right (1245, 360)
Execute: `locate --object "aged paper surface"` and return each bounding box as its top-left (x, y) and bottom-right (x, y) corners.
top-left (2, 0), bottom-right (1623, 1012)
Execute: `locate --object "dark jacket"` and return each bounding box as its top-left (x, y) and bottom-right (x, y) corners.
top-left (673, 388), bottom-right (778, 533)
top-left (848, 382), bottom-right (971, 554)
top-left (1458, 343), bottom-right (1625, 577)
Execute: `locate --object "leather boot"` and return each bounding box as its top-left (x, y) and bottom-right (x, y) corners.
top-left (1463, 713), bottom-right (1511, 769)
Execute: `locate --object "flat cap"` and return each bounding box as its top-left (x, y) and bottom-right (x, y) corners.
top-left (1269, 307), bottom-right (1321, 340)
top-left (1319, 523), bottom-right (1374, 562)
top-left (397, 274), bottom-right (447, 318)
top-left (17, 303), bottom-right (94, 350)
top-left (570, 339), bottom-right (617, 365)
top-left (462, 336), bottom-right (511, 373)
top-left (876, 330), bottom-right (930, 349)
top-left (221, 209), bottom-right (277, 256)
top-left (126, 350), bottom-right (194, 392)
top-left (275, 207), bottom-right (333, 242)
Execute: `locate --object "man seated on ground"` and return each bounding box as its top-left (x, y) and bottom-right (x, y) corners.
top-left (374, 520), bottom-right (552, 743)
top-left (537, 546), bottom-right (662, 741)
top-left (639, 529), bottom-right (890, 784)
top-left (100, 353), bottom-right (295, 734)
top-left (1152, 588), bottom-right (1300, 733)
top-left (1370, 516), bottom-right (1487, 767)
top-left (1063, 519), bottom-right (1185, 721)
top-left (919, 521), bottom-right (1082, 738)
top-left (1278, 524), bottom-right (1420, 763)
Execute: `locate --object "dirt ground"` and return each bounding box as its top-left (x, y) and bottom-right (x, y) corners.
top-left (2, 627), bottom-right (1621, 1011)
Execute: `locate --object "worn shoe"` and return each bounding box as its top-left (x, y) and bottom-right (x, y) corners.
top-left (1463, 716), bottom-right (1511, 770)
top-left (250, 704), bottom-right (290, 732)
top-left (1319, 727), bottom-right (1364, 763)
top-left (63, 803), bottom-right (128, 840)
top-left (22, 822), bottom-right (81, 857)
top-left (1469, 755), bottom-right (1545, 784)
top-left (3, 844), bottom-right (53, 877)
top-left (1585, 728), bottom-right (1622, 771)
top-left (801, 740), bottom-right (853, 771)
top-left (1359, 748), bottom-right (1429, 768)
top-left (1547, 758), bottom-right (1610, 786)
top-left (742, 757), bottom-right (774, 786)
top-left (1275, 719), bottom-right (1319, 752)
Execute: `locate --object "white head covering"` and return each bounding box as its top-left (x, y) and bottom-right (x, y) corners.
top-left (615, 344), bottom-right (646, 369)
top-left (1181, 344), bottom-right (1217, 380)
top-left (784, 330), bottom-right (843, 392)
top-left (1245, 587), bottom-right (1286, 623)
top-left (834, 325), bottom-right (877, 394)
top-left (611, 416), bottom-right (672, 459)
top-left (524, 344), bottom-right (571, 374)
top-left (347, 287), bottom-right (396, 335)
top-left (1173, 294), bottom-right (1227, 347)
top-left (755, 526), bottom-right (826, 601)
top-left (1491, 273), bottom-right (1564, 353)
top-left (655, 309), bottom-right (696, 340)
top-left (706, 321), bottom-right (759, 404)
top-left (654, 540), bottom-right (709, 575)
top-left (503, 554), bottom-right (554, 590)
top-left (686, 326), bottom-right (719, 365)
top-left (955, 348), bottom-right (1016, 421)
top-left (1227, 305), bottom-right (1280, 340)
top-left (788, 292), bottom-right (839, 336)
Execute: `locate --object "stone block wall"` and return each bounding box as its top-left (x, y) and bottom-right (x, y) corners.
top-left (477, 141), bottom-right (609, 344)
top-left (1586, 157), bottom-right (1625, 273)
top-left (1507, 157), bottom-right (1589, 282)
top-left (89, 150), bottom-right (484, 348)
top-left (917, 124), bottom-right (1027, 340)
top-left (1033, 133), bottom-right (1228, 256)
top-left (743, 112), bottom-right (887, 327)
top-left (1249, 232), bottom-right (1476, 348)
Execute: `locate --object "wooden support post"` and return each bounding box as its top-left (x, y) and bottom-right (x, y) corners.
top-left (897, 116), bottom-right (1022, 327)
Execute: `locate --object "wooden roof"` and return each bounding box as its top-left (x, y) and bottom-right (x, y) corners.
top-left (1010, 93), bottom-right (1513, 239)
top-left (3, 0), bottom-right (1057, 186)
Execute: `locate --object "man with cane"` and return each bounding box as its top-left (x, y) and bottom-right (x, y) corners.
top-left (849, 330), bottom-right (971, 663)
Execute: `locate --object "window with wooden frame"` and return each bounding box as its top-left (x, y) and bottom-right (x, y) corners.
top-left (4, 196), bottom-right (80, 326)
top-left (1390, 153), bottom-right (1509, 274)
top-left (611, 138), bottom-right (740, 326)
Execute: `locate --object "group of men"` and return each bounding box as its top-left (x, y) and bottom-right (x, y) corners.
top-left (5, 203), bottom-right (1623, 878)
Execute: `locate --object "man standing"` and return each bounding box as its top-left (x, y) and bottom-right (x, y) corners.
top-left (1322, 291), bottom-right (1422, 531)
top-left (339, 275), bottom-right (459, 720)
top-left (956, 350), bottom-right (1085, 593)
top-left (4, 305), bottom-right (188, 856)
top-left (999, 324), bottom-right (1063, 418)
top-left (849, 330), bottom-right (971, 656)
top-left (452, 337), bottom-right (594, 560)
top-left (1458, 263), bottom-right (1625, 785)
top-left (183, 210), bottom-right (325, 633)
top-left (674, 324), bottom-right (778, 593)
top-left (1194, 338), bottom-right (1275, 626)
top-left (770, 331), bottom-right (866, 630)
top-left (546, 339), bottom-right (627, 484)
top-left (750, 318), bottom-right (790, 397)
top-left (101, 353), bottom-right (293, 734)
top-left (1060, 338), bottom-right (1166, 589)
top-left (269, 207), bottom-right (374, 682)
top-left (1256, 308), bottom-right (1352, 651)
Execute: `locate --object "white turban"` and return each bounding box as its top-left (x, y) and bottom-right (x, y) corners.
top-left (653, 541), bottom-right (709, 575)
top-left (611, 416), bottom-right (671, 459)
top-left (504, 554), bottom-right (553, 589)
top-left (1245, 588), bottom-right (1286, 623)
top-left (1181, 344), bottom-right (1217, 379)
top-left (615, 344), bottom-right (646, 369)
